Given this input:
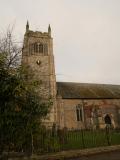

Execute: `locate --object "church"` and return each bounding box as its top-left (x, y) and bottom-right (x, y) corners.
top-left (22, 22), bottom-right (120, 130)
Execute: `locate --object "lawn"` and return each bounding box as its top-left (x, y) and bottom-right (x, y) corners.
top-left (59, 129), bottom-right (120, 150)
top-left (34, 129), bottom-right (120, 153)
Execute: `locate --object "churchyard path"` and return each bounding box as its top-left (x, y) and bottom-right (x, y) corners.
top-left (69, 150), bottom-right (120, 160)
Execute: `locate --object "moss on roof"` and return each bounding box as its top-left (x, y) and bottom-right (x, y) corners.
top-left (56, 82), bottom-right (120, 99)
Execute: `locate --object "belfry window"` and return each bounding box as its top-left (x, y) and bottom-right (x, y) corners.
top-left (34, 43), bottom-right (38, 53)
top-left (29, 43), bottom-right (48, 55)
top-left (39, 44), bottom-right (43, 53)
top-left (76, 104), bottom-right (83, 121)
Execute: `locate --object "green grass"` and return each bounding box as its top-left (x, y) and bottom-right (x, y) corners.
top-left (59, 130), bottom-right (120, 150)
top-left (35, 129), bottom-right (120, 153)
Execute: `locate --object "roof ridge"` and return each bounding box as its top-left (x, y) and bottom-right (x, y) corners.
top-left (56, 81), bottom-right (120, 86)
top-left (56, 82), bottom-right (120, 99)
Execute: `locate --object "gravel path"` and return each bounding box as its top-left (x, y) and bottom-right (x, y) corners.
top-left (69, 150), bottom-right (120, 160)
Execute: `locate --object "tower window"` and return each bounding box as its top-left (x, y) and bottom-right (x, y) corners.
top-left (39, 44), bottom-right (43, 53)
top-left (34, 43), bottom-right (38, 53)
top-left (29, 42), bottom-right (48, 55)
top-left (76, 104), bottom-right (83, 121)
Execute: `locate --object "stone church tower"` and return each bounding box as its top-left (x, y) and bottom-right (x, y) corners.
top-left (22, 21), bottom-right (57, 127)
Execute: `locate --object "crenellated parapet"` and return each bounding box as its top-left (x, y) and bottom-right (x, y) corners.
top-left (25, 21), bottom-right (51, 38)
top-left (25, 30), bottom-right (51, 38)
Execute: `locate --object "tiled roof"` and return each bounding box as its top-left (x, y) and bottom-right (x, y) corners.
top-left (56, 82), bottom-right (120, 99)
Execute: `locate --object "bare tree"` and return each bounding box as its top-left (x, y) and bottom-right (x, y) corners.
top-left (0, 25), bottom-right (22, 68)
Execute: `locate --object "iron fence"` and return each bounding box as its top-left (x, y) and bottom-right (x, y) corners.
top-left (32, 127), bottom-right (120, 154)
top-left (1, 127), bottom-right (120, 155)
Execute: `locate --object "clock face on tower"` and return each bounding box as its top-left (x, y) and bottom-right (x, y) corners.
top-left (36, 60), bottom-right (41, 65)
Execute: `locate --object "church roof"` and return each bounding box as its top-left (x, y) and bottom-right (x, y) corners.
top-left (56, 82), bottom-right (120, 99)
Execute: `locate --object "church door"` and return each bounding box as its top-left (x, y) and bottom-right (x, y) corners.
top-left (104, 114), bottom-right (111, 125)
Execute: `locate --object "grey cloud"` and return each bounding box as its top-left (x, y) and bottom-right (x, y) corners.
top-left (0, 0), bottom-right (120, 84)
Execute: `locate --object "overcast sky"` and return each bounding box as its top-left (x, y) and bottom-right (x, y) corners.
top-left (1, 0), bottom-right (120, 84)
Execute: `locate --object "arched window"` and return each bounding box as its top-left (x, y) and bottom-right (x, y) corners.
top-left (104, 114), bottom-right (111, 125)
top-left (76, 104), bottom-right (83, 121)
top-left (32, 43), bottom-right (47, 55)
top-left (39, 44), bottom-right (43, 53)
top-left (34, 43), bottom-right (38, 53)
